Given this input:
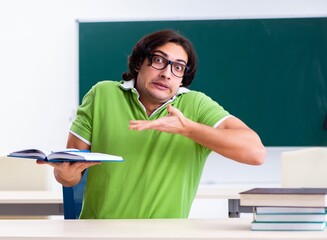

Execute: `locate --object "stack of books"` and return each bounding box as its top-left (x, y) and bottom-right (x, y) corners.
top-left (240, 188), bottom-right (327, 231)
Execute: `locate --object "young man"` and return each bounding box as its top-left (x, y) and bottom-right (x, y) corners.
top-left (44, 30), bottom-right (265, 219)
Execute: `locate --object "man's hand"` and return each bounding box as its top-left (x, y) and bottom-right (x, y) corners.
top-left (129, 105), bottom-right (189, 135)
top-left (37, 160), bottom-right (101, 187)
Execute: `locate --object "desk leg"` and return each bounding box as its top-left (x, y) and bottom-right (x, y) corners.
top-left (228, 199), bottom-right (240, 218)
top-left (228, 199), bottom-right (254, 218)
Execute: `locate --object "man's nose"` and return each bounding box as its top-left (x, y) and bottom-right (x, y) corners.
top-left (160, 64), bottom-right (172, 79)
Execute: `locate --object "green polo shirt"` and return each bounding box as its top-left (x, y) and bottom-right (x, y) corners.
top-left (70, 80), bottom-right (230, 219)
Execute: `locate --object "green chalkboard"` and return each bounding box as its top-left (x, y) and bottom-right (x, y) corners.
top-left (78, 18), bottom-right (327, 146)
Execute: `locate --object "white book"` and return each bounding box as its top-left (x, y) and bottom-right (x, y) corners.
top-left (7, 148), bottom-right (124, 162)
top-left (251, 221), bottom-right (326, 231)
top-left (240, 188), bottom-right (327, 207)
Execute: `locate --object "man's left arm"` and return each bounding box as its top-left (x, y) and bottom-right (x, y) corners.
top-left (129, 105), bottom-right (266, 165)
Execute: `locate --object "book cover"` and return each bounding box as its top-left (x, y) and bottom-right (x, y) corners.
top-left (7, 148), bottom-right (124, 162)
top-left (241, 188), bottom-right (327, 195)
top-left (240, 188), bottom-right (327, 207)
top-left (251, 221), bottom-right (326, 231)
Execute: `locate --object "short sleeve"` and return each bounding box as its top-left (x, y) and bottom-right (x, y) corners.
top-left (181, 91), bottom-right (230, 127)
top-left (70, 87), bottom-right (95, 144)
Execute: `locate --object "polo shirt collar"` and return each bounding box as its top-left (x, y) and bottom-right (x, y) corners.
top-left (119, 79), bottom-right (190, 98)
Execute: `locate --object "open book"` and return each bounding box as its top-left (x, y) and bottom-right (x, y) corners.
top-left (7, 148), bottom-right (124, 162)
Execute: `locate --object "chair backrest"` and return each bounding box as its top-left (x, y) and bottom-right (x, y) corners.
top-left (0, 156), bottom-right (51, 190)
top-left (281, 147), bottom-right (327, 188)
top-left (62, 170), bottom-right (88, 219)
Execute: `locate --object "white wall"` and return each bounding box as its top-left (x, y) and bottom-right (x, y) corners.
top-left (1, 0), bottom-right (326, 192)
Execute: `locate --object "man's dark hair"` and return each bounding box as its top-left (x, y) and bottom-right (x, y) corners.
top-left (122, 29), bottom-right (197, 87)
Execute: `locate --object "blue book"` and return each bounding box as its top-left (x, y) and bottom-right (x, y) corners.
top-left (251, 221), bottom-right (326, 231)
top-left (255, 212), bottom-right (327, 222)
top-left (256, 207), bottom-right (327, 214)
top-left (7, 148), bottom-right (124, 162)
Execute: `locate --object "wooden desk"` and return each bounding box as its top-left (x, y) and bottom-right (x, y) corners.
top-left (0, 218), bottom-right (325, 239)
top-left (196, 186), bottom-right (252, 217)
top-left (196, 186), bottom-right (244, 199)
top-left (0, 188), bottom-right (245, 217)
top-left (0, 191), bottom-right (63, 216)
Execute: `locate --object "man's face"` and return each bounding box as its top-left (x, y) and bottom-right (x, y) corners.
top-left (135, 42), bottom-right (188, 106)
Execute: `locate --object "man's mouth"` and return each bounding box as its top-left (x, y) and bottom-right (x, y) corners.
top-left (152, 82), bottom-right (169, 90)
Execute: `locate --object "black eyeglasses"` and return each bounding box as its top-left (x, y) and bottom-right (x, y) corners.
top-left (148, 54), bottom-right (189, 78)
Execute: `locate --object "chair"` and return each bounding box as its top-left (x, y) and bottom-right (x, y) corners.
top-left (281, 147), bottom-right (327, 188)
top-left (62, 170), bottom-right (88, 219)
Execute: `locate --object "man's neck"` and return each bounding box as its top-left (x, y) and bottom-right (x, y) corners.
top-left (139, 97), bottom-right (164, 117)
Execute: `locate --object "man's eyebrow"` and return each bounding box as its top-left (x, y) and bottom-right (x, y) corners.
top-left (153, 50), bottom-right (187, 65)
